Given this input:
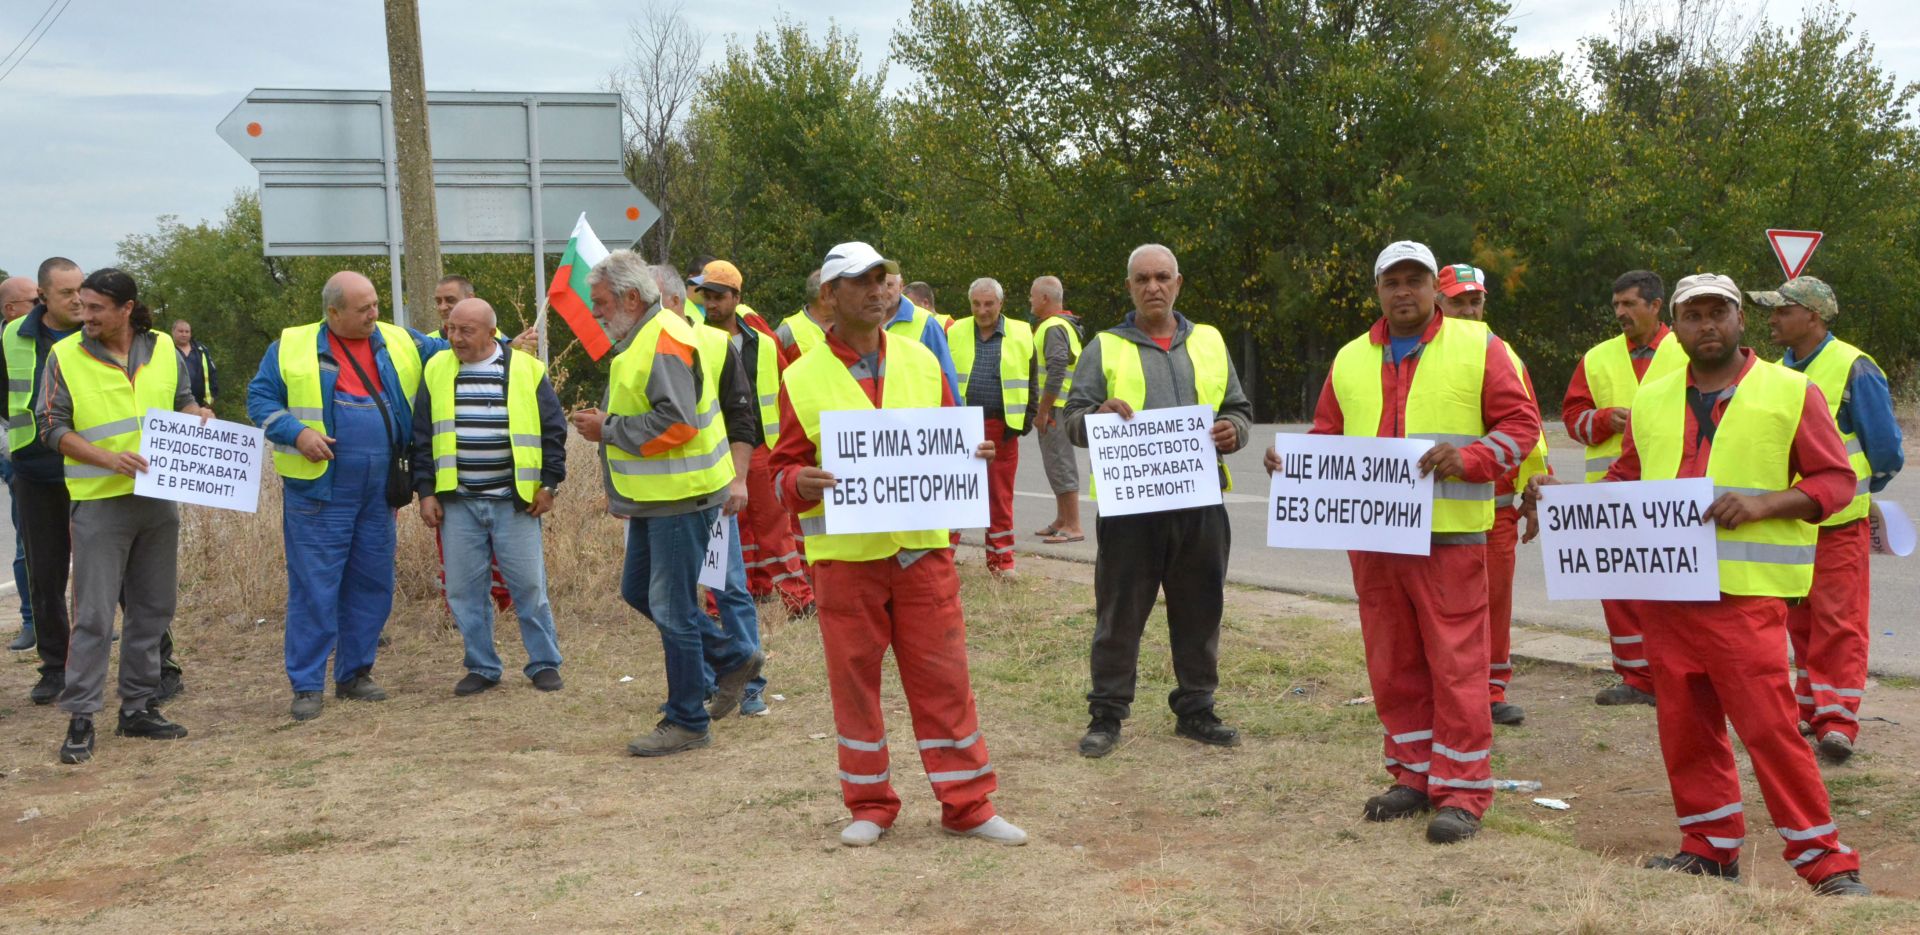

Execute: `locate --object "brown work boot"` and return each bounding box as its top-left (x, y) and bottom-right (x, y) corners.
top-left (627, 719), bottom-right (712, 757)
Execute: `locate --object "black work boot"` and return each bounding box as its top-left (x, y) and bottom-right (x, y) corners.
top-left (335, 675), bottom-right (389, 701)
top-left (1644, 852), bottom-right (1740, 882)
top-left (1425, 806), bottom-right (1481, 844)
top-left (1811, 870), bottom-right (1870, 897)
top-left (1490, 701), bottom-right (1526, 725)
top-left (154, 670), bottom-right (185, 704)
top-left (1816, 731), bottom-right (1856, 764)
top-left (1175, 710), bottom-right (1241, 747)
top-left (1078, 716), bottom-right (1121, 758)
top-left (1363, 784), bottom-right (1431, 822)
top-left (454, 673), bottom-right (499, 696)
top-left (1595, 683), bottom-right (1656, 707)
top-left (116, 705), bottom-right (189, 740)
top-left (59, 716), bottom-right (95, 764)
top-left (29, 670), bottom-right (63, 705)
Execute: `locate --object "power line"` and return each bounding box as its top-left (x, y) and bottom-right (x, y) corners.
top-left (0, 0), bottom-right (60, 71)
top-left (0, 0), bottom-right (74, 88)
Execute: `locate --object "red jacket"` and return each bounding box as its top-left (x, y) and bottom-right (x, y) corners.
top-left (1309, 312), bottom-right (1541, 487)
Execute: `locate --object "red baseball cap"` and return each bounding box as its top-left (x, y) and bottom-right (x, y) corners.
top-left (1438, 264), bottom-right (1487, 297)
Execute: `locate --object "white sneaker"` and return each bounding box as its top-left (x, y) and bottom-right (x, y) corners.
top-left (947, 815), bottom-right (1028, 846)
top-left (840, 819), bottom-right (888, 847)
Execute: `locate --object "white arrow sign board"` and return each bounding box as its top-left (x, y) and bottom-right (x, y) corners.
top-left (1766, 229), bottom-right (1824, 279)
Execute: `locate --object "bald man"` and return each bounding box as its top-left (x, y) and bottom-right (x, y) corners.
top-left (0, 276), bottom-right (36, 322)
top-left (2, 274), bottom-right (41, 652)
top-left (248, 271), bottom-right (449, 721)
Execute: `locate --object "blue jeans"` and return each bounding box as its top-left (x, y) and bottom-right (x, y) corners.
top-left (704, 514), bottom-right (765, 695)
top-left (621, 508), bottom-right (755, 731)
top-left (3, 460), bottom-right (28, 626)
top-left (283, 395), bottom-right (395, 692)
top-left (441, 496), bottom-right (561, 681)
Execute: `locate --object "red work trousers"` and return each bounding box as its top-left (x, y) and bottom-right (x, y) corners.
top-left (983, 418), bottom-right (1020, 571)
top-left (435, 526), bottom-right (511, 613)
top-left (741, 446), bottom-right (815, 612)
top-left (1787, 520), bottom-right (1872, 742)
top-left (1600, 599), bottom-right (1653, 693)
top-left (814, 549), bottom-right (997, 831)
top-left (1647, 594), bottom-right (1859, 881)
top-left (1351, 544), bottom-right (1494, 816)
top-left (1487, 506), bottom-right (1518, 703)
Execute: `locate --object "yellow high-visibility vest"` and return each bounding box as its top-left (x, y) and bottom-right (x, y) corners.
top-left (1033, 314), bottom-right (1082, 403)
top-left (1092, 323), bottom-right (1234, 493)
top-left (786, 333), bottom-right (951, 562)
top-left (1329, 316), bottom-right (1494, 534)
top-left (272, 321), bottom-right (423, 480)
top-left (2, 317), bottom-right (36, 451)
top-left (947, 316), bottom-right (1034, 430)
top-left (1581, 333), bottom-right (1687, 481)
top-left (1635, 359), bottom-right (1817, 597)
top-left (1505, 341), bottom-right (1551, 505)
top-left (52, 333), bottom-right (180, 500)
top-left (780, 311), bottom-right (827, 356)
top-left (605, 312), bottom-right (733, 501)
top-left (1795, 338), bottom-right (1874, 526)
top-left (424, 346), bottom-right (546, 502)
top-left (747, 325), bottom-right (782, 446)
top-left (886, 303), bottom-right (939, 344)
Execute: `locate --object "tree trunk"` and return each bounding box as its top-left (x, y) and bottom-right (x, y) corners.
top-left (385, 0), bottom-right (440, 330)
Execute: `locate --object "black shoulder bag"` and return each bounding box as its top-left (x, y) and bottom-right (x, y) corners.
top-left (337, 344), bottom-right (415, 509)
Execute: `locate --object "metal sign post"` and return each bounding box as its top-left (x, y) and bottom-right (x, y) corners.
top-left (217, 88), bottom-right (658, 356)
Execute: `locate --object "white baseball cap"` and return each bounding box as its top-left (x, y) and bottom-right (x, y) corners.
top-left (821, 242), bottom-right (901, 281)
top-left (1672, 273), bottom-right (1743, 307)
top-left (1374, 240), bottom-right (1439, 278)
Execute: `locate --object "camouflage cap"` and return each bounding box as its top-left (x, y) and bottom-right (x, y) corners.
top-left (1746, 276), bottom-right (1838, 322)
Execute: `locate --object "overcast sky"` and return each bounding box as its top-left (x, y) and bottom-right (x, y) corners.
top-left (3, 0), bottom-right (1914, 280)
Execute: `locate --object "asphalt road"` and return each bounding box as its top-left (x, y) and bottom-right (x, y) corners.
top-left (1002, 422), bottom-right (1920, 679)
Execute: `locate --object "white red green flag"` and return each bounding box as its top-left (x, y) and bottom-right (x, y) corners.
top-left (546, 212), bottom-right (613, 359)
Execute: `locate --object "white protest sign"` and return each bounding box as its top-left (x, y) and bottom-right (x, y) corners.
top-left (1266, 434), bottom-right (1434, 555)
top-left (818, 406), bottom-right (987, 535)
top-left (1869, 501), bottom-right (1915, 557)
top-left (1084, 404), bottom-right (1222, 517)
top-left (698, 513), bottom-right (732, 590)
top-left (1537, 478), bottom-right (1718, 601)
top-left (133, 409), bottom-right (264, 512)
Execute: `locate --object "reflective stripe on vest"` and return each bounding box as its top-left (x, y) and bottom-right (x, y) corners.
top-left (3, 316), bottom-right (36, 451)
top-left (1092, 323), bottom-right (1233, 493)
top-left (53, 332), bottom-right (180, 500)
top-left (1505, 341), bottom-right (1552, 494)
top-left (780, 311), bottom-right (827, 355)
top-left (947, 316), bottom-right (1034, 431)
top-left (1797, 338), bottom-right (1873, 526)
top-left (786, 332), bottom-right (950, 562)
top-left (1635, 360), bottom-right (1817, 597)
top-left (272, 321), bottom-right (423, 479)
top-left (1034, 314), bottom-right (1082, 402)
top-left (197, 349), bottom-right (215, 405)
top-left (424, 346), bottom-right (545, 502)
top-left (1582, 333), bottom-right (1688, 481)
top-left (605, 313), bottom-right (734, 502)
top-left (752, 325), bottom-right (782, 446)
top-left (1329, 316), bottom-right (1493, 533)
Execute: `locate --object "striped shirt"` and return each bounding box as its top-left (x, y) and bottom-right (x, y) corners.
top-left (453, 347), bottom-right (513, 497)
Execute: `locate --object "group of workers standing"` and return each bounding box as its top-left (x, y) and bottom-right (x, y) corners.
top-left (0, 234), bottom-right (1898, 891)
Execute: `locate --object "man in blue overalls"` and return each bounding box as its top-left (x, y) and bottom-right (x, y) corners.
top-left (249, 271), bottom-right (447, 721)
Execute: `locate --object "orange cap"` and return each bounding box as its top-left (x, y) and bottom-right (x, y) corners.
top-left (699, 260), bottom-right (743, 293)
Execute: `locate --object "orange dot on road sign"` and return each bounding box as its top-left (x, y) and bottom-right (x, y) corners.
top-left (625, 206), bottom-right (640, 221)
top-left (246, 122), bottom-right (263, 137)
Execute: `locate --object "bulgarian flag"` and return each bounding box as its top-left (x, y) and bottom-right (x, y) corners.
top-left (547, 212), bottom-right (613, 360)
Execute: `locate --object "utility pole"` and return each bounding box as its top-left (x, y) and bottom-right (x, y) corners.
top-left (385, 0), bottom-right (440, 330)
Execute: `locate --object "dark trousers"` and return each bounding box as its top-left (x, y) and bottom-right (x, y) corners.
top-left (16, 475), bottom-right (72, 677)
top-left (1088, 504), bottom-right (1229, 720)
top-left (14, 474), bottom-right (182, 680)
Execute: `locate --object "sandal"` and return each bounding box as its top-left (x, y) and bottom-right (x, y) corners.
top-left (1032, 524), bottom-right (1060, 537)
top-left (1042, 533), bottom-right (1086, 544)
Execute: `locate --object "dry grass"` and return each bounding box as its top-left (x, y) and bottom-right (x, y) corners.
top-left (4, 436), bottom-right (1920, 932)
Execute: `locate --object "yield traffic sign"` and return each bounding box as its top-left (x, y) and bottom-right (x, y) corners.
top-left (1766, 229), bottom-right (1824, 279)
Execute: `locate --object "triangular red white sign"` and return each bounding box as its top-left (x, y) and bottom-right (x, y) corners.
top-left (1766, 229), bottom-right (1823, 279)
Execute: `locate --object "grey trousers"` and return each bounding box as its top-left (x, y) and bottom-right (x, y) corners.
top-left (1037, 412), bottom-right (1081, 494)
top-left (59, 495), bottom-right (179, 717)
